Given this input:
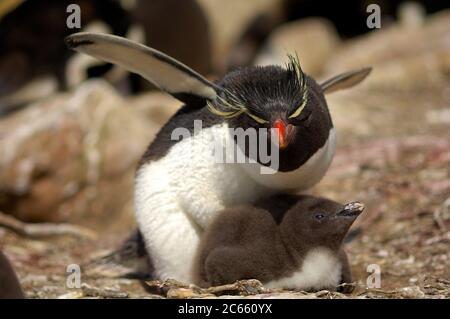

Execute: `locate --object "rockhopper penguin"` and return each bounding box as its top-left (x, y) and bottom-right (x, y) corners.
top-left (66, 33), bottom-right (371, 283)
top-left (0, 250), bottom-right (24, 299)
top-left (0, 0), bottom-right (131, 116)
top-left (194, 194), bottom-right (365, 291)
top-left (0, 0), bottom-right (130, 95)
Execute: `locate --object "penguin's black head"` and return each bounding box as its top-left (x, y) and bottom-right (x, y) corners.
top-left (65, 33), bottom-right (370, 172)
top-left (209, 55), bottom-right (333, 171)
top-left (281, 196), bottom-right (364, 252)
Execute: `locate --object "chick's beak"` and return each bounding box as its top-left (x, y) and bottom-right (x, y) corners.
top-left (273, 120), bottom-right (294, 150)
top-left (337, 202), bottom-right (365, 217)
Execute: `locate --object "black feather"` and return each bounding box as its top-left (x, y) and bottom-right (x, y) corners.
top-left (211, 56), bottom-right (307, 120)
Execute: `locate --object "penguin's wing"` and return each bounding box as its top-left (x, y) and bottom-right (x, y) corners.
top-left (320, 67), bottom-right (372, 94)
top-left (65, 32), bottom-right (220, 106)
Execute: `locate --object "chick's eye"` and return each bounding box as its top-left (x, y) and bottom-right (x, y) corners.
top-left (315, 213), bottom-right (325, 220)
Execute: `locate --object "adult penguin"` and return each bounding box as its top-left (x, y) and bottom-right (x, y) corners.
top-left (66, 32), bottom-right (371, 282)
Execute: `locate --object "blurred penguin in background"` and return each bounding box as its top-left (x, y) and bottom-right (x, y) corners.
top-left (227, 0), bottom-right (450, 71)
top-left (0, 0), bottom-right (130, 115)
top-left (0, 0), bottom-right (213, 115)
top-left (128, 0), bottom-right (213, 92)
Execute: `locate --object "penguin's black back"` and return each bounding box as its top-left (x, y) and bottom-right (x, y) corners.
top-left (139, 104), bottom-right (222, 164)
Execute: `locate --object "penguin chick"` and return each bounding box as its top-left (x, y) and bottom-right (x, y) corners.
top-left (0, 250), bottom-right (24, 299)
top-left (66, 32), bottom-right (370, 282)
top-left (194, 194), bottom-right (364, 292)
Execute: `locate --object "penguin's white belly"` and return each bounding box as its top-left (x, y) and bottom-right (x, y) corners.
top-left (265, 248), bottom-right (342, 291)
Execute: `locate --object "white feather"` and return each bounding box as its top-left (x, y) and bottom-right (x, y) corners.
top-left (265, 247), bottom-right (342, 291)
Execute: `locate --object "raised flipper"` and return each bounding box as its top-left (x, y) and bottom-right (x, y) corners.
top-left (65, 32), bottom-right (221, 107)
top-left (321, 67), bottom-right (372, 94)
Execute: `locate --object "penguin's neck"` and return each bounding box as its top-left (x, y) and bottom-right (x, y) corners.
top-left (238, 127), bottom-right (336, 191)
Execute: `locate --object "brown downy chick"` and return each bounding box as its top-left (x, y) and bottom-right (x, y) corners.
top-left (194, 194), bottom-right (364, 292)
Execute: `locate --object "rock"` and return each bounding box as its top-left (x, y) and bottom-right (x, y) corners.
top-left (398, 286), bottom-right (426, 298)
top-left (254, 18), bottom-right (340, 77)
top-left (324, 10), bottom-right (450, 74)
top-left (130, 92), bottom-right (181, 126)
top-left (324, 47), bottom-right (450, 146)
top-left (397, 2), bottom-right (426, 29)
top-left (0, 80), bottom-right (171, 228)
top-left (0, 77), bottom-right (58, 117)
top-left (80, 283), bottom-right (129, 299)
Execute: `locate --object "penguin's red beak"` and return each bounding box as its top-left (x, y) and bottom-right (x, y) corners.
top-left (273, 120), bottom-right (294, 150)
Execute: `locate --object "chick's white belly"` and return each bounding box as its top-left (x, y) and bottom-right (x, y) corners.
top-left (265, 248), bottom-right (342, 291)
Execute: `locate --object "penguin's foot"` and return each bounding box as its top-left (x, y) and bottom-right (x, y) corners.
top-left (337, 282), bottom-right (356, 294)
top-left (83, 230), bottom-right (153, 279)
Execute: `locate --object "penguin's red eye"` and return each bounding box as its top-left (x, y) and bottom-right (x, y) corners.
top-left (315, 214), bottom-right (325, 220)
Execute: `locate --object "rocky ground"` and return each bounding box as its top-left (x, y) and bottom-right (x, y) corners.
top-left (0, 3), bottom-right (449, 299)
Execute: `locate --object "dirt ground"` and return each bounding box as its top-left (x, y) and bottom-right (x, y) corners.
top-left (2, 83), bottom-right (449, 299)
